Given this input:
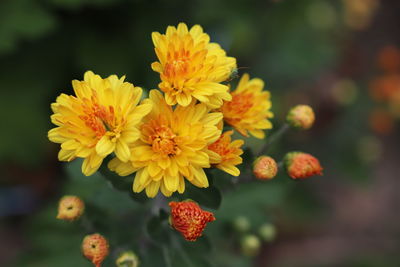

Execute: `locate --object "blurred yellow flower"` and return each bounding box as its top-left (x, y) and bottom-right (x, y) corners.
top-left (109, 90), bottom-right (222, 198)
top-left (208, 130), bottom-right (244, 176)
top-left (48, 71), bottom-right (152, 176)
top-left (151, 22), bottom-right (236, 108)
top-left (221, 74), bottom-right (273, 139)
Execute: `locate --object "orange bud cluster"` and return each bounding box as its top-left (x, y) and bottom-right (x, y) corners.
top-left (169, 201), bottom-right (215, 241)
top-left (82, 233), bottom-right (109, 267)
top-left (56, 195), bottom-right (85, 221)
top-left (286, 105), bottom-right (315, 130)
top-left (252, 156), bottom-right (278, 180)
top-left (284, 152), bottom-right (323, 179)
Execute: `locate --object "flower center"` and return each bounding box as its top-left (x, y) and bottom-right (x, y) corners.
top-left (79, 95), bottom-right (119, 139)
top-left (149, 125), bottom-right (180, 156)
top-left (208, 139), bottom-right (230, 157)
top-left (229, 92), bottom-right (254, 115)
top-left (165, 58), bottom-right (190, 78)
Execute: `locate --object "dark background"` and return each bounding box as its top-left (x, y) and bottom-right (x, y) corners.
top-left (1, 0), bottom-right (400, 266)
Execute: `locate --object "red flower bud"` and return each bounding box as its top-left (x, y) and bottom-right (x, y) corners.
top-left (169, 201), bottom-right (215, 241)
top-left (284, 152), bottom-right (323, 179)
top-left (82, 233), bottom-right (109, 267)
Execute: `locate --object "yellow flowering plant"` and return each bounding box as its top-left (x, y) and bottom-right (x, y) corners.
top-left (47, 23), bottom-right (323, 266)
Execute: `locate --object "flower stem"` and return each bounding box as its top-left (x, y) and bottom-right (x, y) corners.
top-left (258, 123), bottom-right (290, 156)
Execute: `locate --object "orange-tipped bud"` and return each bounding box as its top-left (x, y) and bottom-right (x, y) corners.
top-left (169, 200), bottom-right (215, 241)
top-left (253, 156), bottom-right (278, 180)
top-left (82, 233), bottom-right (109, 267)
top-left (56, 195), bottom-right (85, 221)
top-left (116, 251), bottom-right (139, 267)
top-left (284, 152), bottom-right (323, 179)
top-left (286, 105), bottom-right (315, 130)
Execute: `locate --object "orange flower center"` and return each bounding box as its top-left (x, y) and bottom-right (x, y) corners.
top-left (208, 136), bottom-right (232, 160)
top-left (165, 59), bottom-right (190, 78)
top-left (79, 95), bottom-right (118, 139)
top-left (148, 124), bottom-right (180, 156)
top-left (229, 92), bottom-right (254, 115)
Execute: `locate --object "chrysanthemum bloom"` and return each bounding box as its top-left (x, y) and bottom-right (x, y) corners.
top-left (48, 71), bottom-right (152, 176)
top-left (253, 156), bottom-right (278, 180)
top-left (221, 74), bottom-right (273, 139)
top-left (151, 23), bottom-right (236, 108)
top-left (109, 90), bottom-right (222, 197)
top-left (284, 152), bottom-right (323, 179)
top-left (82, 233), bottom-right (109, 267)
top-left (116, 251), bottom-right (139, 267)
top-left (169, 201), bottom-right (215, 241)
top-left (56, 195), bottom-right (85, 221)
top-left (286, 105), bottom-right (315, 130)
top-left (208, 130), bottom-right (244, 176)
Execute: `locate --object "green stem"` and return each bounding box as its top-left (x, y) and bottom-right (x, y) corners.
top-left (162, 245), bottom-right (173, 267)
top-left (80, 214), bottom-right (95, 233)
top-left (258, 123), bottom-right (290, 156)
top-left (170, 233), bottom-right (196, 267)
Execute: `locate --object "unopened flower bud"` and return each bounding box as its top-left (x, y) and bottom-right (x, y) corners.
top-left (56, 195), bottom-right (85, 221)
top-left (82, 233), bottom-right (109, 267)
top-left (169, 200), bottom-right (215, 241)
top-left (253, 156), bottom-right (278, 180)
top-left (284, 152), bottom-right (323, 179)
top-left (241, 235), bottom-right (261, 257)
top-left (233, 216), bottom-right (251, 233)
top-left (116, 251), bottom-right (139, 267)
top-left (286, 105), bottom-right (315, 130)
top-left (258, 223), bottom-right (277, 242)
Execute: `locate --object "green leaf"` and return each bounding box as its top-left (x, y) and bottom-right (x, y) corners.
top-left (98, 160), bottom-right (132, 191)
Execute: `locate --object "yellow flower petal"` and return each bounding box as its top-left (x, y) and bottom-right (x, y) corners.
top-left (96, 136), bottom-right (115, 157)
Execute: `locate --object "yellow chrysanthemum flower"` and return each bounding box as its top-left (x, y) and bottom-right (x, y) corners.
top-left (208, 130), bottom-right (244, 176)
top-left (48, 71), bottom-right (152, 176)
top-left (151, 22), bottom-right (236, 108)
top-left (108, 90), bottom-right (223, 198)
top-left (221, 74), bottom-right (273, 139)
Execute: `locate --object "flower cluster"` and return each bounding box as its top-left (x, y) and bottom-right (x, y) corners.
top-left (48, 23), bottom-right (274, 198)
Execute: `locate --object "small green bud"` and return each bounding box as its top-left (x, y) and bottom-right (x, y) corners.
top-left (241, 235), bottom-right (261, 257)
top-left (233, 216), bottom-right (251, 233)
top-left (116, 251), bottom-right (139, 267)
top-left (258, 223), bottom-right (277, 242)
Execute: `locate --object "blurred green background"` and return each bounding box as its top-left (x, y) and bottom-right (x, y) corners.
top-left (1, 0), bottom-right (400, 266)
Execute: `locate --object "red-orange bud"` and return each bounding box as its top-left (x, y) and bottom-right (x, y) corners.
top-left (253, 156), bottom-right (278, 180)
top-left (57, 195), bottom-right (85, 221)
top-left (82, 233), bottom-right (109, 267)
top-left (284, 152), bottom-right (323, 179)
top-left (169, 201), bottom-right (215, 241)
